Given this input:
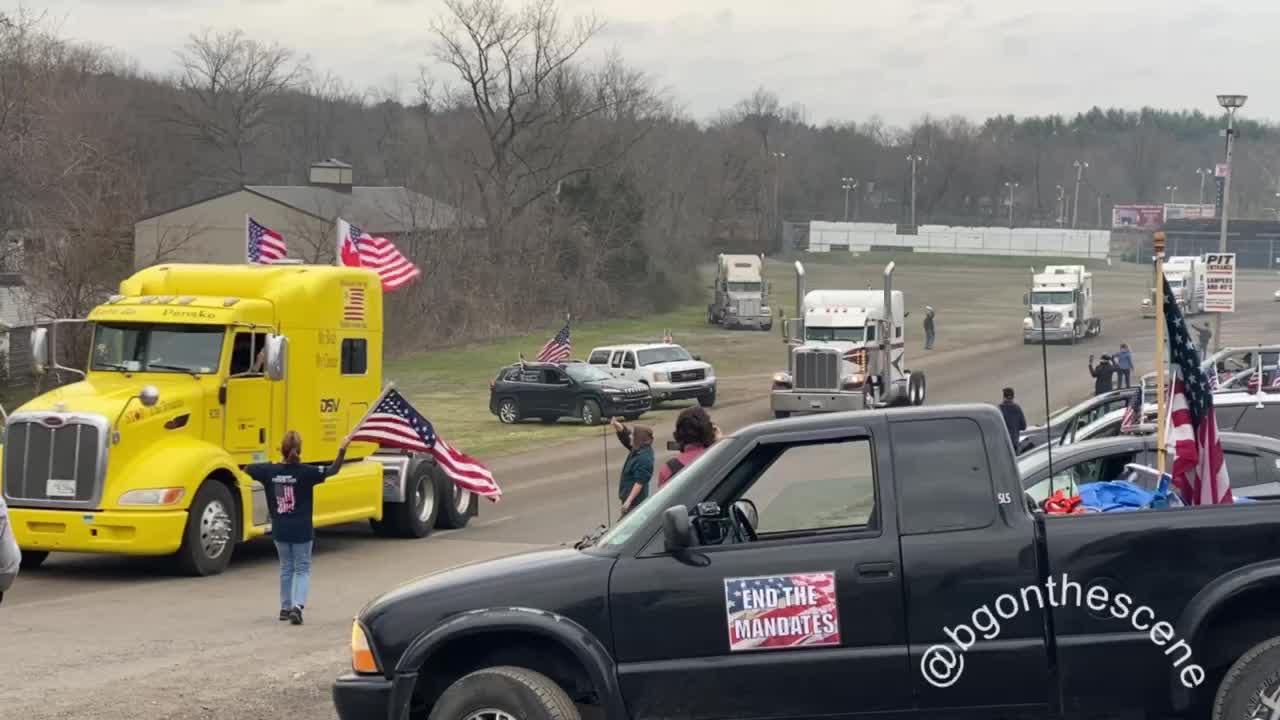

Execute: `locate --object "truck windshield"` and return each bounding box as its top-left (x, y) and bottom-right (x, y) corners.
top-left (727, 282), bottom-right (761, 292)
top-left (1167, 279), bottom-right (1185, 288)
top-left (596, 437), bottom-right (740, 549)
top-left (565, 364), bottom-right (612, 383)
top-left (92, 323), bottom-right (224, 375)
top-left (638, 347), bottom-right (692, 365)
top-left (806, 327), bottom-right (868, 342)
top-left (1030, 291), bottom-right (1074, 305)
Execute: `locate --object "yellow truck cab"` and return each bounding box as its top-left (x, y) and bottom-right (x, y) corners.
top-left (0, 263), bottom-right (475, 576)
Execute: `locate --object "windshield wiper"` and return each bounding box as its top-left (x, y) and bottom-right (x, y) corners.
top-left (573, 523), bottom-right (608, 549)
top-left (148, 363), bottom-right (200, 379)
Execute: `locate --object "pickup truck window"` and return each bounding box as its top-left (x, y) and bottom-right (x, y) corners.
top-left (1025, 450), bottom-right (1142, 505)
top-left (1226, 453), bottom-right (1258, 488)
top-left (1215, 405), bottom-right (1248, 430)
top-left (587, 350), bottom-right (611, 365)
top-left (738, 439), bottom-right (876, 535)
top-left (1234, 405), bottom-right (1280, 438)
top-left (892, 418), bottom-right (996, 534)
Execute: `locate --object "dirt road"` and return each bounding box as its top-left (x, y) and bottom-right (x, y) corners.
top-left (2, 264), bottom-right (1276, 719)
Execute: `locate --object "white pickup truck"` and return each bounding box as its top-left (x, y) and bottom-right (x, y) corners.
top-left (587, 343), bottom-right (717, 407)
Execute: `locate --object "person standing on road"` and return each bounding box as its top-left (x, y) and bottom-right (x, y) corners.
top-left (660, 406), bottom-right (718, 487)
top-left (998, 388), bottom-right (1027, 451)
top-left (1089, 354), bottom-right (1116, 395)
top-left (609, 417), bottom-right (654, 518)
top-left (923, 306), bottom-right (936, 350)
top-left (0, 495), bottom-right (21, 606)
top-left (1114, 343), bottom-right (1134, 388)
top-left (244, 430), bottom-right (348, 626)
top-left (1196, 323), bottom-right (1213, 353)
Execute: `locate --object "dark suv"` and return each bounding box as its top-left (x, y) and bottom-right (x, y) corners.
top-left (489, 362), bottom-right (651, 425)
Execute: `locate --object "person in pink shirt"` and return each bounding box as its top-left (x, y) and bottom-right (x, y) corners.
top-left (659, 406), bottom-right (720, 487)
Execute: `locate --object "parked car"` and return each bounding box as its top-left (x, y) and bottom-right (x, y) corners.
top-left (1017, 388), bottom-right (1141, 454)
top-left (488, 361), bottom-right (650, 425)
top-left (1141, 345), bottom-right (1280, 396)
top-left (1213, 390), bottom-right (1280, 439)
top-left (1018, 432), bottom-right (1280, 504)
top-left (334, 403), bottom-right (1280, 720)
top-left (587, 343), bottom-right (716, 407)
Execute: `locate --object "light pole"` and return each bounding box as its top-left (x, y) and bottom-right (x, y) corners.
top-left (1166, 185), bottom-right (1179, 203)
top-left (1196, 168), bottom-right (1213, 204)
top-left (906, 154), bottom-right (924, 228)
top-left (1213, 93), bottom-right (1247, 353)
top-left (841, 177), bottom-right (858, 222)
top-left (1004, 181), bottom-right (1020, 228)
top-left (772, 151), bottom-right (787, 249)
top-left (1072, 160), bottom-right (1089, 228)
top-left (1056, 185), bottom-right (1065, 227)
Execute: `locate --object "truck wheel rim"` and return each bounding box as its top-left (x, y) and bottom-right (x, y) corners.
top-left (200, 499), bottom-right (232, 559)
top-left (464, 711), bottom-right (517, 720)
top-left (499, 402), bottom-right (517, 423)
top-left (415, 475), bottom-right (435, 523)
top-left (455, 486), bottom-right (472, 513)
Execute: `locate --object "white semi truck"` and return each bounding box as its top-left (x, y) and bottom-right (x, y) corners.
top-left (1023, 264), bottom-right (1102, 344)
top-left (769, 260), bottom-right (926, 418)
top-left (707, 254), bottom-right (772, 330)
top-left (1141, 255), bottom-right (1206, 318)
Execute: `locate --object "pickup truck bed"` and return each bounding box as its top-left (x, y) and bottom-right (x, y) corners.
top-left (335, 404), bottom-right (1280, 720)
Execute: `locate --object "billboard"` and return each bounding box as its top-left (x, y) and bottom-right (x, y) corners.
top-left (1112, 204), bottom-right (1164, 229)
top-left (1163, 203), bottom-right (1217, 221)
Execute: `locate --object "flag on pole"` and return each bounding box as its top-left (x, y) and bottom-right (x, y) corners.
top-left (662, 328), bottom-right (674, 345)
top-left (1120, 388), bottom-right (1142, 432)
top-left (536, 321), bottom-right (572, 363)
top-left (246, 217), bottom-right (287, 264)
top-left (348, 387), bottom-right (501, 500)
top-left (336, 218), bottom-right (421, 292)
top-left (1161, 276), bottom-right (1232, 505)
top-left (1207, 365), bottom-right (1220, 390)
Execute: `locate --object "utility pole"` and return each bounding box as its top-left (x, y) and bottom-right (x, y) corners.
top-left (772, 151), bottom-right (787, 250)
top-left (1056, 185), bottom-right (1065, 227)
top-left (1166, 185), bottom-right (1179, 204)
top-left (841, 177), bottom-right (857, 222)
top-left (1005, 181), bottom-right (1020, 228)
top-left (1072, 160), bottom-right (1088, 228)
top-left (906, 154), bottom-right (924, 228)
top-left (1214, 93), bottom-right (1247, 353)
top-left (1096, 195), bottom-right (1103, 228)
top-left (1196, 167), bottom-right (1213, 204)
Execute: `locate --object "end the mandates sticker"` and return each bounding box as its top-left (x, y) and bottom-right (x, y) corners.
top-left (724, 571), bottom-right (841, 651)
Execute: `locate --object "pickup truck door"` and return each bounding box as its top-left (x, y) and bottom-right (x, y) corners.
top-left (609, 420), bottom-right (909, 720)
top-left (892, 415), bottom-right (1053, 715)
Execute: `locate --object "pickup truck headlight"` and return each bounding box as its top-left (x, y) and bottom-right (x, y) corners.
top-left (653, 372), bottom-right (668, 383)
top-left (351, 620), bottom-right (380, 674)
top-left (118, 488), bottom-right (185, 506)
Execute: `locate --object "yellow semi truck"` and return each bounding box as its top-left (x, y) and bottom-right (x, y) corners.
top-left (0, 263), bottom-right (476, 576)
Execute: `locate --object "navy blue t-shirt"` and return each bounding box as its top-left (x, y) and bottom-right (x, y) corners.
top-left (245, 462), bottom-right (330, 543)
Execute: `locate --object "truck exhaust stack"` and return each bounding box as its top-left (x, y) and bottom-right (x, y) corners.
top-left (790, 261), bottom-right (806, 376)
top-left (882, 261), bottom-right (895, 394)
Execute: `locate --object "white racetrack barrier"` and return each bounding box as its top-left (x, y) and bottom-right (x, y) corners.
top-left (808, 221), bottom-right (1112, 260)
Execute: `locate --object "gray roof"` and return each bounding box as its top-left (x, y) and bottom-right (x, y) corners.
top-left (0, 286), bottom-right (34, 329)
top-left (244, 185), bottom-right (480, 234)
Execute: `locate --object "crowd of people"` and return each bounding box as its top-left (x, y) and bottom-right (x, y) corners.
top-left (610, 406), bottom-right (720, 519)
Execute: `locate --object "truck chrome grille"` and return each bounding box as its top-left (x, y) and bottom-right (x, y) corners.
top-left (671, 369), bottom-right (706, 382)
top-left (2, 413), bottom-right (109, 509)
top-left (795, 349), bottom-right (840, 390)
top-left (1031, 311), bottom-right (1061, 328)
top-left (738, 299), bottom-right (761, 316)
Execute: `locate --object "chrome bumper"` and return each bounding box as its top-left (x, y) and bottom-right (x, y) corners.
top-left (770, 390), bottom-right (865, 413)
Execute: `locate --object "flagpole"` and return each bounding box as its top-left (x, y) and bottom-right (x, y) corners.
top-left (244, 214), bottom-right (252, 264)
top-left (1154, 231), bottom-right (1168, 475)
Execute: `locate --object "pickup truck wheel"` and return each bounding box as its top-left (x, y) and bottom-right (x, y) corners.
top-left (436, 466), bottom-right (477, 530)
top-left (1212, 635), bottom-right (1280, 720)
top-left (19, 550), bottom-right (48, 570)
top-left (580, 399), bottom-right (602, 426)
top-left (497, 398), bottom-right (520, 424)
top-left (698, 389), bottom-right (717, 408)
top-left (378, 463), bottom-right (438, 538)
top-left (429, 666), bottom-right (580, 720)
top-left (175, 481), bottom-right (237, 577)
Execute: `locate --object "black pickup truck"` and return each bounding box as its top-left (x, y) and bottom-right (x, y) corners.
top-left (333, 404), bottom-right (1280, 720)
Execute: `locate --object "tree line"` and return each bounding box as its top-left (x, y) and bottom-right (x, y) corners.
top-left (3, 1), bottom-right (1279, 352)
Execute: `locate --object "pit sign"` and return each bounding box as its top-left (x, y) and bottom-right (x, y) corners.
top-left (1204, 253), bottom-right (1236, 313)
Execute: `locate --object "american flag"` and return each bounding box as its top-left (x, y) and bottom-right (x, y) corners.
top-left (662, 328), bottom-right (674, 345)
top-left (1207, 365), bottom-right (1220, 390)
top-left (348, 388), bottom-right (501, 500)
top-left (336, 218), bottom-right (421, 292)
top-left (1120, 388), bottom-right (1142, 432)
top-left (724, 572), bottom-right (841, 651)
top-left (246, 217), bottom-right (287, 264)
top-left (343, 285), bottom-right (366, 322)
top-left (1161, 277), bottom-right (1232, 505)
top-left (536, 322), bottom-right (572, 363)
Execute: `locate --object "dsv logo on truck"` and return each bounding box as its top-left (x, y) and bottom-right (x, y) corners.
top-left (920, 573), bottom-right (1204, 690)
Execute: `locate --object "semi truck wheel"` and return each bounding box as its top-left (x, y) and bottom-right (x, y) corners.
top-left (374, 463), bottom-right (439, 538)
top-left (436, 465), bottom-right (477, 530)
top-left (175, 481), bottom-right (237, 577)
top-left (20, 550), bottom-right (48, 570)
top-left (429, 666), bottom-right (580, 720)
top-left (909, 371), bottom-right (927, 406)
top-left (1212, 635), bottom-right (1280, 720)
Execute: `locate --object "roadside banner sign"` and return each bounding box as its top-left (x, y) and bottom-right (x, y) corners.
top-left (1204, 253), bottom-right (1236, 312)
top-left (1163, 203), bottom-right (1216, 221)
top-left (1112, 204), bottom-right (1164, 229)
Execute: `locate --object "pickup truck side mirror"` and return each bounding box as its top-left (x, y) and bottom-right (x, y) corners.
top-left (264, 334), bottom-right (288, 382)
top-left (662, 505), bottom-right (694, 552)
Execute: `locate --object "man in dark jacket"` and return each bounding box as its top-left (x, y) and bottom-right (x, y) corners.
top-left (923, 306), bottom-right (936, 350)
top-left (610, 417), bottom-right (654, 517)
top-left (998, 387), bottom-right (1027, 450)
top-left (1089, 354), bottom-right (1116, 395)
top-left (1195, 323), bottom-right (1213, 353)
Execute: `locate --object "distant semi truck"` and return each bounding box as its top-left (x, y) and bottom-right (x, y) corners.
top-left (1142, 255), bottom-right (1206, 318)
top-left (1023, 264), bottom-right (1102, 344)
top-left (707, 254), bottom-right (772, 330)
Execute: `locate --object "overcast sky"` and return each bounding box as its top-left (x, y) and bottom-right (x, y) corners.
top-left (17, 0), bottom-right (1278, 125)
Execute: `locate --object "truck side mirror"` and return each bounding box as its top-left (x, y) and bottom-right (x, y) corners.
top-left (264, 334), bottom-right (288, 382)
top-left (139, 385), bottom-right (160, 407)
top-left (662, 505), bottom-right (694, 552)
top-left (30, 327), bottom-right (48, 376)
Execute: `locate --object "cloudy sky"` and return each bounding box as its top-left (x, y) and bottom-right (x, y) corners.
top-left (18, 0), bottom-right (1278, 125)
